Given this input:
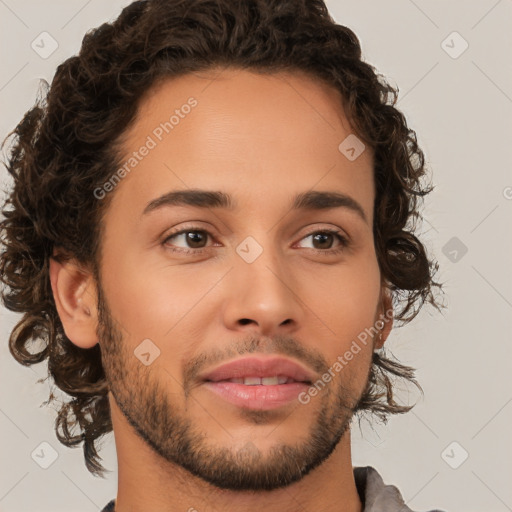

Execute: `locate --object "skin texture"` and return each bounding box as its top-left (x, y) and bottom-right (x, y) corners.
top-left (49, 68), bottom-right (393, 512)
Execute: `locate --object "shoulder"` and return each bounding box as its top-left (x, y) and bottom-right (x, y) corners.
top-left (354, 466), bottom-right (448, 512)
top-left (100, 499), bottom-right (116, 512)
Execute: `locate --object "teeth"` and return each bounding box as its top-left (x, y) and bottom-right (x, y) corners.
top-left (226, 375), bottom-right (293, 385)
top-left (243, 377), bottom-right (261, 386)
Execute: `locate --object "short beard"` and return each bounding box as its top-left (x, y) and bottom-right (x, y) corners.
top-left (96, 281), bottom-right (369, 491)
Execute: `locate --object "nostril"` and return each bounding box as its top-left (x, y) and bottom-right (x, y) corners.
top-left (239, 318), bottom-right (252, 325)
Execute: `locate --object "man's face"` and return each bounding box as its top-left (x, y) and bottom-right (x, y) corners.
top-left (95, 68), bottom-right (383, 490)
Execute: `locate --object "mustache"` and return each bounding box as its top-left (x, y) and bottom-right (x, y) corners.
top-left (182, 335), bottom-right (329, 393)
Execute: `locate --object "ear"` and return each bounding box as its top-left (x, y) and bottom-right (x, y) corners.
top-left (375, 285), bottom-right (393, 349)
top-left (49, 251), bottom-right (99, 349)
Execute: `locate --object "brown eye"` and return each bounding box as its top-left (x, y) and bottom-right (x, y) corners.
top-left (163, 229), bottom-right (212, 250)
top-left (297, 229), bottom-right (349, 253)
top-left (311, 232), bottom-right (336, 250)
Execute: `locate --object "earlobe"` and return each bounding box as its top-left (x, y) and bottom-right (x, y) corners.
top-left (49, 253), bottom-right (99, 349)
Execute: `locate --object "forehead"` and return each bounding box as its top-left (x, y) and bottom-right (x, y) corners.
top-left (106, 68), bottom-right (374, 222)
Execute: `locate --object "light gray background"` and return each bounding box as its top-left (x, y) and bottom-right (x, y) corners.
top-left (1, 1), bottom-right (511, 511)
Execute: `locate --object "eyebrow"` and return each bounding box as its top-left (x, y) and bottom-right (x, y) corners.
top-left (142, 189), bottom-right (368, 224)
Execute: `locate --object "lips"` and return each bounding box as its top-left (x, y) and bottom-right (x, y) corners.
top-left (198, 357), bottom-right (316, 410)
top-left (198, 356), bottom-right (315, 384)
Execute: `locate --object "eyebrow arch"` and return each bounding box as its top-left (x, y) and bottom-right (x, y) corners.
top-left (142, 189), bottom-right (367, 224)
top-left (142, 189), bottom-right (235, 216)
top-left (292, 190), bottom-right (367, 224)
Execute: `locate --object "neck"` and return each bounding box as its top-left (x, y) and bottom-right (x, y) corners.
top-left (110, 399), bottom-right (363, 512)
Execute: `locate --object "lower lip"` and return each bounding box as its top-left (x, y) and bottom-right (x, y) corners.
top-left (203, 381), bottom-right (310, 410)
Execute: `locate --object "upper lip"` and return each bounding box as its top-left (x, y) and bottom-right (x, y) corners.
top-left (199, 356), bottom-right (315, 384)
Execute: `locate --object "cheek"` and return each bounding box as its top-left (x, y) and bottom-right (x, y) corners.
top-left (100, 244), bottom-right (222, 345)
top-left (303, 253), bottom-right (381, 359)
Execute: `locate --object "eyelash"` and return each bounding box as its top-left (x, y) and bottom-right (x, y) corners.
top-left (162, 226), bottom-right (350, 256)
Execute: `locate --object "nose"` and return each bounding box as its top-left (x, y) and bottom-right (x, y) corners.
top-left (221, 243), bottom-right (303, 337)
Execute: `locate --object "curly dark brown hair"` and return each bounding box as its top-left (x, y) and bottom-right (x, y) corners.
top-left (0, 0), bottom-right (443, 477)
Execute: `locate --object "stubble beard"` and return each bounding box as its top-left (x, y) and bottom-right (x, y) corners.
top-left (96, 283), bottom-right (368, 491)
